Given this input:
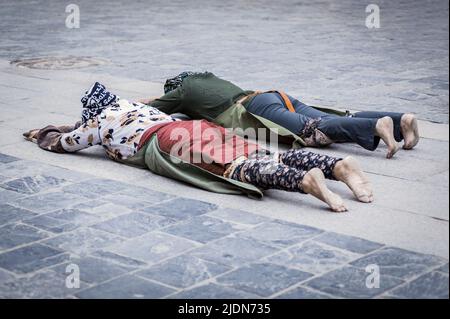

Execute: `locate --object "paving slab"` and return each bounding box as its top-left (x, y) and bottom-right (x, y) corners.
top-left (0, 0), bottom-right (448, 299)
top-left (75, 275), bottom-right (175, 299)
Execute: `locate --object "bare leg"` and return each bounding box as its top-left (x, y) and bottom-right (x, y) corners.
top-left (375, 117), bottom-right (399, 159)
top-left (332, 156), bottom-right (373, 203)
top-left (401, 113), bottom-right (420, 150)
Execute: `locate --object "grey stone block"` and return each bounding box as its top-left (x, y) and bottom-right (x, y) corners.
top-left (0, 160), bottom-right (92, 183)
top-left (100, 194), bottom-right (158, 210)
top-left (276, 286), bottom-right (331, 299)
top-left (265, 241), bottom-right (360, 275)
top-left (0, 269), bottom-right (14, 284)
top-left (107, 232), bottom-right (200, 264)
top-left (436, 263), bottom-right (449, 274)
top-left (191, 236), bottom-right (279, 267)
top-left (305, 266), bottom-right (404, 299)
top-left (75, 275), bottom-right (175, 299)
top-left (91, 250), bottom-right (148, 268)
top-left (72, 199), bottom-right (108, 211)
top-left (389, 271), bottom-right (449, 299)
top-left (62, 178), bottom-right (126, 199)
top-left (350, 247), bottom-right (444, 280)
top-left (0, 153), bottom-right (19, 164)
top-left (91, 212), bottom-right (173, 238)
top-left (0, 270), bottom-right (83, 298)
top-left (162, 215), bottom-right (240, 243)
top-left (0, 244), bottom-right (67, 274)
top-left (51, 256), bottom-right (134, 284)
top-left (80, 201), bottom-right (132, 219)
top-left (43, 227), bottom-right (124, 255)
top-left (117, 185), bottom-right (175, 203)
top-left (7, 191), bottom-right (86, 214)
top-left (23, 208), bottom-right (100, 233)
top-left (237, 220), bottom-right (323, 248)
top-left (137, 255), bottom-right (231, 288)
top-left (0, 175), bottom-right (66, 194)
top-left (45, 208), bottom-right (100, 225)
top-left (0, 223), bottom-right (48, 250)
top-left (102, 192), bottom-right (172, 210)
top-left (0, 189), bottom-right (24, 203)
top-left (140, 198), bottom-right (218, 220)
top-left (169, 283), bottom-right (259, 299)
top-left (315, 232), bottom-right (384, 254)
top-left (0, 204), bottom-right (36, 225)
top-left (207, 208), bottom-right (270, 225)
top-left (23, 214), bottom-right (77, 233)
top-left (217, 263), bottom-right (313, 297)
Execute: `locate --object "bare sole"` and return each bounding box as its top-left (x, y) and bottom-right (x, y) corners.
top-left (333, 157), bottom-right (374, 203)
top-left (303, 168), bottom-right (348, 213)
top-left (401, 113), bottom-right (420, 150)
top-left (376, 116), bottom-right (399, 159)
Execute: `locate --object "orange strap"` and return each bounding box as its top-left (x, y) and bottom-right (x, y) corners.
top-left (266, 90), bottom-right (296, 113)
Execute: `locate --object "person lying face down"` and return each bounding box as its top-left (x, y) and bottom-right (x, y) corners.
top-left (141, 71), bottom-right (420, 159)
top-left (24, 82), bottom-right (374, 213)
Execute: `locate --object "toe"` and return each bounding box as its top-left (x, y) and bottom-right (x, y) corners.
top-left (358, 195), bottom-right (371, 203)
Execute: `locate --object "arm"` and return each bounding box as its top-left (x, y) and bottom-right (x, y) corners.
top-left (145, 87), bottom-right (183, 114)
top-left (138, 96), bottom-right (161, 105)
top-left (24, 119), bottom-right (101, 153)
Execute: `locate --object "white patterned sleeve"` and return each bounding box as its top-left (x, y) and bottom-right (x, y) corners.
top-left (60, 119), bottom-right (101, 152)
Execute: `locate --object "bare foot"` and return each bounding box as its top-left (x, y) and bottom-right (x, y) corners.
top-left (333, 156), bottom-right (374, 203)
top-left (375, 117), bottom-right (399, 159)
top-left (401, 113), bottom-right (420, 150)
top-left (302, 168), bottom-right (348, 213)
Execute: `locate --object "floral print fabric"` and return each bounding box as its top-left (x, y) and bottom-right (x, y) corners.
top-left (231, 159), bottom-right (309, 193)
top-left (61, 99), bottom-right (178, 160)
top-left (279, 149), bottom-right (341, 180)
top-left (230, 149), bottom-right (342, 193)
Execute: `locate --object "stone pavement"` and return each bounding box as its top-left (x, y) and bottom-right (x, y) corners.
top-left (0, 0), bottom-right (448, 123)
top-left (0, 0), bottom-right (448, 299)
top-left (0, 153), bottom-right (448, 299)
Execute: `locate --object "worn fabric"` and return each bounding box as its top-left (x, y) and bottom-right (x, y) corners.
top-left (279, 149), bottom-right (342, 180)
top-left (140, 120), bottom-right (260, 176)
top-left (34, 82), bottom-right (179, 160)
top-left (150, 72), bottom-right (253, 121)
top-left (230, 159), bottom-right (308, 193)
top-left (150, 72), bottom-right (307, 148)
top-left (81, 82), bottom-right (119, 124)
top-left (63, 98), bottom-right (178, 160)
top-left (352, 111), bottom-right (404, 143)
top-left (246, 92), bottom-right (405, 151)
top-left (230, 148), bottom-right (342, 193)
top-left (122, 134), bottom-right (264, 198)
top-left (164, 71), bottom-right (196, 94)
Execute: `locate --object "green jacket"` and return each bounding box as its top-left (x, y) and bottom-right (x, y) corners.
top-left (150, 72), bottom-right (346, 149)
top-left (121, 134), bottom-right (264, 198)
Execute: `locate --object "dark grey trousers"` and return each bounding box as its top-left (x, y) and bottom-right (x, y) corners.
top-left (246, 92), bottom-right (404, 151)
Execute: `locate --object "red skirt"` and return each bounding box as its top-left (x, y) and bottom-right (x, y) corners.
top-left (139, 120), bottom-right (259, 176)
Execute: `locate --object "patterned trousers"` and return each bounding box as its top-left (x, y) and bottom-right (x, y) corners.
top-left (230, 149), bottom-right (342, 193)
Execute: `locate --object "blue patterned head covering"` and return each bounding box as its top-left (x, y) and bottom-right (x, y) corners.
top-left (80, 82), bottom-right (119, 123)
